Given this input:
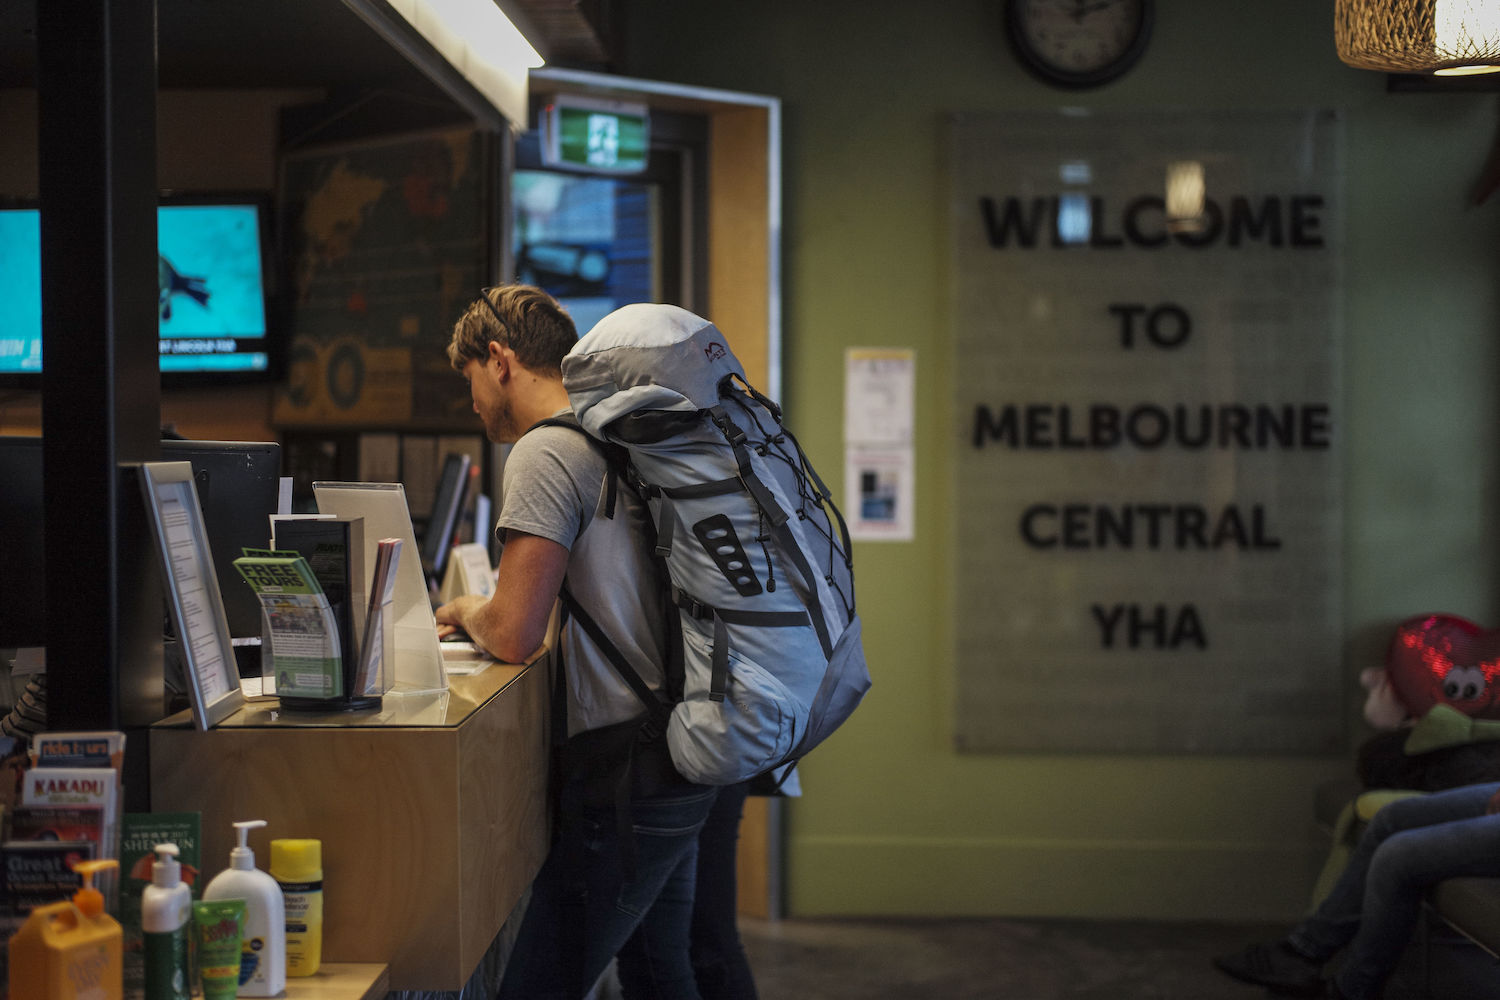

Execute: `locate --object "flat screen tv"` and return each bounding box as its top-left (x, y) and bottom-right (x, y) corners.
top-left (0, 193), bottom-right (280, 387)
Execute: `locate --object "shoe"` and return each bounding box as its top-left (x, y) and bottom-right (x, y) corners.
top-left (1211, 940), bottom-right (1324, 996)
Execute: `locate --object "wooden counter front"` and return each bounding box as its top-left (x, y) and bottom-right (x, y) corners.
top-left (149, 659), bottom-right (550, 992)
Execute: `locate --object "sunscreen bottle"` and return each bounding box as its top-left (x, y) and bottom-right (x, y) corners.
top-left (191, 899), bottom-right (245, 1000)
top-left (270, 838), bottom-right (322, 977)
top-left (8, 857), bottom-right (122, 1000)
top-left (202, 820), bottom-right (286, 997)
top-left (141, 843), bottom-right (192, 1000)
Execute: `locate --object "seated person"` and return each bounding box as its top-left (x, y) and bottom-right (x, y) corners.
top-left (1356, 613), bottom-right (1500, 793)
top-left (1214, 781), bottom-right (1500, 999)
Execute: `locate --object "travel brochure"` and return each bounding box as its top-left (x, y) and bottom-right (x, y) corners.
top-left (119, 811), bottom-right (201, 996)
top-left (0, 730), bottom-right (206, 999)
top-left (234, 553), bottom-right (344, 698)
top-left (1, 729), bottom-right (126, 933)
top-left (234, 536), bottom-right (401, 700)
top-left (356, 536), bottom-right (403, 696)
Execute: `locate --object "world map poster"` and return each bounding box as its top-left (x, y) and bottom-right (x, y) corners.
top-left (273, 127), bottom-right (491, 429)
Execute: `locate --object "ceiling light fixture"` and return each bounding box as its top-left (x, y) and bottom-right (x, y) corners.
top-left (1336, 0), bottom-right (1500, 75)
top-left (381, 0), bottom-right (545, 125)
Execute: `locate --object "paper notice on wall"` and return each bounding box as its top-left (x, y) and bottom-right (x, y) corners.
top-left (846, 446), bottom-right (914, 540)
top-left (845, 348), bottom-right (915, 541)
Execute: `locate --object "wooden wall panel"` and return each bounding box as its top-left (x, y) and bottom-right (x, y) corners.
top-left (708, 105), bottom-right (771, 388)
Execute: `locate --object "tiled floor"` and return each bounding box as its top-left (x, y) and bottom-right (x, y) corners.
top-left (736, 915), bottom-right (1500, 999)
top-left (737, 917), bottom-right (1285, 999)
top-left (455, 910), bottom-right (1500, 1000)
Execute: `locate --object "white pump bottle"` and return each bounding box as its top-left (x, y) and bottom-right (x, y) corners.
top-left (202, 819), bottom-right (287, 997)
top-left (142, 842), bottom-right (193, 1000)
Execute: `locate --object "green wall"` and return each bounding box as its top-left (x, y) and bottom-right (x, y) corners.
top-left (624, 0), bottom-right (1500, 920)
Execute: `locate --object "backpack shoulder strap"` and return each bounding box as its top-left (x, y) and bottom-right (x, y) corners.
top-left (529, 413), bottom-right (630, 520)
top-left (523, 413), bottom-right (685, 710)
top-left (556, 587), bottom-right (668, 718)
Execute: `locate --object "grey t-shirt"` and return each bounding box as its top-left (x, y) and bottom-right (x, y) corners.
top-left (497, 414), bottom-right (669, 736)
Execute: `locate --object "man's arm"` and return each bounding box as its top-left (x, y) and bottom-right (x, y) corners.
top-left (434, 530), bottom-right (568, 663)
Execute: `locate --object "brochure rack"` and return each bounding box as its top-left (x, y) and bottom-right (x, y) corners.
top-left (264, 593), bottom-right (393, 713)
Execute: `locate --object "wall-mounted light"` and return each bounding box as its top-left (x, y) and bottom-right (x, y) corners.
top-left (379, 0), bottom-right (545, 125)
top-left (1336, 0), bottom-right (1500, 75)
top-left (1165, 160), bottom-right (1205, 234)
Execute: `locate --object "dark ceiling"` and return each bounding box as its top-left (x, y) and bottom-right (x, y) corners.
top-left (0, 0), bottom-right (615, 94)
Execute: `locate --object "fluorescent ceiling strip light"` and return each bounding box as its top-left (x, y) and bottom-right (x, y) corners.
top-left (386, 0), bottom-right (544, 126)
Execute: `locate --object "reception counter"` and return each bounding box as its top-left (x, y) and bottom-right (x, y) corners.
top-left (282, 963), bottom-right (389, 999)
top-left (149, 653), bottom-right (551, 992)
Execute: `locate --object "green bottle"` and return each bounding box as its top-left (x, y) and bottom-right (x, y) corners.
top-left (141, 843), bottom-right (192, 1000)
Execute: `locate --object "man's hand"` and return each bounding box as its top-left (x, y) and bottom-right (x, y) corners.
top-left (435, 594), bottom-right (486, 640)
top-left (433, 531), bottom-right (568, 662)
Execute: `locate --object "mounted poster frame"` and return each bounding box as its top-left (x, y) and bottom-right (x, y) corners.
top-left (138, 461), bottom-right (245, 730)
top-left (271, 126), bottom-right (491, 430)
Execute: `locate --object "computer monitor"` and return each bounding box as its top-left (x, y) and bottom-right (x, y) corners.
top-left (420, 453), bottom-right (472, 582)
top-left (160, 439), bottom-right (282, 641)
top-left (0, 193), bottom-right (281, 388)
top-left (0, 437), bottom-right (44, 648)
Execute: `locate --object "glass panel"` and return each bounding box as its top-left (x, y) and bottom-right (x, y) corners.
top-left (949, 109), bottom-right (1345, 755)
top-left (512, 169), bottom-right (659, 335)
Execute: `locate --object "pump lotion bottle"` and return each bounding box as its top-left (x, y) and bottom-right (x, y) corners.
top-left (202, 820), bottom-right (286, 997)
top-left (142, 843), bottom-right (192, 1000)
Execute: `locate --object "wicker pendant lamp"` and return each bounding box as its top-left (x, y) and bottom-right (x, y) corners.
top-left (1336, 0), bottom-right (1500, 75)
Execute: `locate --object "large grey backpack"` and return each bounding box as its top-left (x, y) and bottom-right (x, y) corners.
top-left (559, 302), bottom-right (871, 786)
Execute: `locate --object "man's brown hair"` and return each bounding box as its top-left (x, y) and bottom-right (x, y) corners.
top-left (447, 285), bottom-right (578, 377)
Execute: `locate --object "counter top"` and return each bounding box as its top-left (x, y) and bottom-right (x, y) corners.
top-left (285, 963), bottom-right (389, 1000)
top-left (156, 649), bottom-right (540, 730)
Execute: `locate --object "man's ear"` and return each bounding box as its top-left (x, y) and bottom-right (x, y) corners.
top-left (486, 340), bottom-right (512, 379)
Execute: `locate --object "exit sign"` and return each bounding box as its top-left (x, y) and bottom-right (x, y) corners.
top-left (540, 96), bottom-right (650, 174)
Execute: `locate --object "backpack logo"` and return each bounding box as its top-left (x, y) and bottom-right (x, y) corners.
top-left (703, 342), bottom-right (727, 362)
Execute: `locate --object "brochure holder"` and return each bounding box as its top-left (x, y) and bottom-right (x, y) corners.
top-left (261, 598), bottom-right (392, 713)
top-left (355, 595), bottom-right (396, 701)
top-left (311, 482), bottom-right (451, 693)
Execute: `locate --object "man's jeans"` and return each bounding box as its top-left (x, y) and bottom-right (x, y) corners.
top-left (1288, 781), bottom-right (1500, 1000)
top-left (499, 783), bottom-right (719, 1000)
top-left (617, 781), bottom-right (759, 999)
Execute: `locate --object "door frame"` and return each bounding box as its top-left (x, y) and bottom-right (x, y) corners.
top-left (523, 66), bottom-right (785, 919)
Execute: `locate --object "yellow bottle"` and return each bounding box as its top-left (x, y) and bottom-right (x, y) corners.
top-left (270, 838), bottom-right (322, 977)
top-left (9, 858), bottom-right (123, 1000)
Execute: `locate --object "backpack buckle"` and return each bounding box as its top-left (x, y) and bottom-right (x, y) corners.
top-left (708, 406), bottom-right (747, 447)
top-left (673, 587), bottom-right (712, 620)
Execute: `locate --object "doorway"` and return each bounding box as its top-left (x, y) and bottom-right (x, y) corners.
top-left (517, 66), bottom-right (783, 920)
top-left (510, 110), bottom-right (707, 325)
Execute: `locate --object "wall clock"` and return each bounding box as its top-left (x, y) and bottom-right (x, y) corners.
top-left (1005, 0), bottom-right (1155, 89)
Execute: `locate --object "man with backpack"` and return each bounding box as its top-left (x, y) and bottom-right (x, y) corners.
top-left (435, 284), bottom-right (717, 998)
